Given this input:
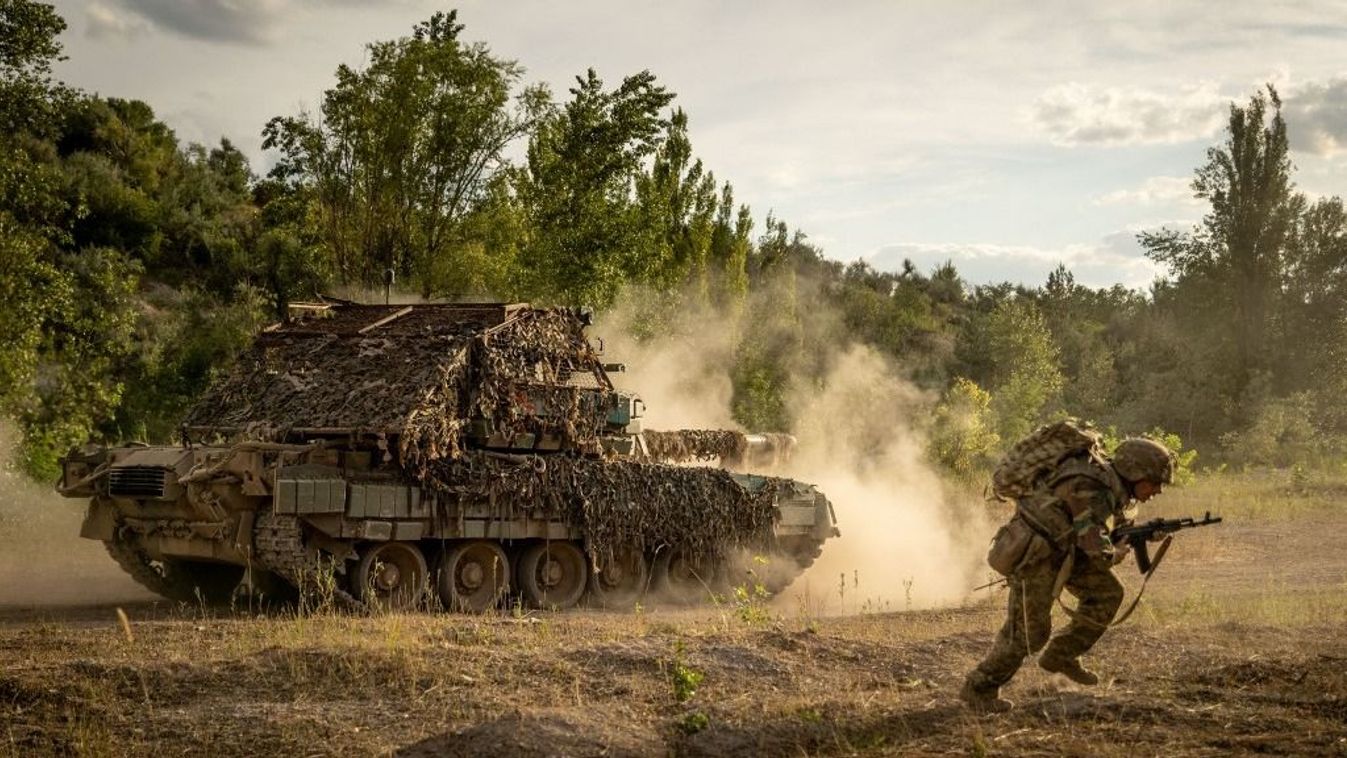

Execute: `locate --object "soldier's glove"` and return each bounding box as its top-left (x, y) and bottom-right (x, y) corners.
top-left (1111, 542), bottom-right (1132, 566)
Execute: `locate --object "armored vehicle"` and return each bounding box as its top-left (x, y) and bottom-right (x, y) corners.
top-left (58, 302), bottom-right (838, 611)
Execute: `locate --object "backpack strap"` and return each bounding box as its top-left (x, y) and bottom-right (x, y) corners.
top-left (1048, 453), bottom-right (1129, 507)
top-left (1014, 497), bottom-right (1073, 550)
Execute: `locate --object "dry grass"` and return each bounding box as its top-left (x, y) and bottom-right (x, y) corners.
top-left (2, 470), bottom-right (1346, 756)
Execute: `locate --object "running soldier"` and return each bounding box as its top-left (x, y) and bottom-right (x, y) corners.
top-left (960, 436), bottom-right (1176, 713)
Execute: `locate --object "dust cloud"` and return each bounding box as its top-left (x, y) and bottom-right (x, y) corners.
top-left (595, 294), bottom-right (996, 615)
top-left (597, 304), bottom-right (740, 431)
top-left (781, 346), bottom-right (994, 614)
top-left (0, 425), bottom-right (151, 606)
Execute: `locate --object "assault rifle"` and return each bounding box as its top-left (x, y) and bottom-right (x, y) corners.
top-left (972, 510), bottom-right (1224, 592)
top-left (1111, 511), bottom-right (1222, 574)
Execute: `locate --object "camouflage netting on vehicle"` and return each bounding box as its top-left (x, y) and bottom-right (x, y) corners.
top-left (418, 308), bottom-right (611, 474)
top-left (423, 453), bottom-right (782, 561)
top-left (183, 304), bottom-right (611, 475)
top-left (644, 430), bottom-right (748, 464)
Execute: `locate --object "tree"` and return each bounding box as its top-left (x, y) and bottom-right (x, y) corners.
top-left (0, 0), bottom-right (69, 136)
top-left (632, 109), bottom-right (717, 298)
top-left (513, 68), bottom-right (675, 307)
top-left (731, 271), bottom-right (801, 431)
top-left (1035, 264), bottom-right (1118, 422)
top-left (1140, 87), bottom-right (1303, 420)
top-left (0, 216), bottom-right (57, 415)
top-left (708, 183), bottom-right (752, 310)
top-left (959, 296), bottom-right (1064, 443)
top-left (20, 246), bottom-right (141, 478)
top-left (264, 11), bottom-right (543, 292)
top-left (1282, 197), bottom-right (1347, 437)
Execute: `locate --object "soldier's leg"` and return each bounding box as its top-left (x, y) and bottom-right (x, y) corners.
top-left (1039, 557), bottom-right (1123, 679)
top-left (964, 560), bottom-right (1058, 696)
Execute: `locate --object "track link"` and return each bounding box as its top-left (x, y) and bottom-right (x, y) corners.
top-left (252, 513), bottom-right (364, 611)
top-left (104, 540), bottom-right (200, 602)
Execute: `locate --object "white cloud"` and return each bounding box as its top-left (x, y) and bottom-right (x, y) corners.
top-left (85, 2), bottom-right (150, 41)
top-left (1029, 82), bottom-right (1228, 146)
top-left (1284, 77), bottom-right (1347, 156)
top-left (866, 235), bottom-right (1162, 290)
top-left (1093, 176), bottom-right (1202, 208)
top-left (89, 0), bottom-right (388, 45)
top-left (89, 0), bottom-right (286, 45)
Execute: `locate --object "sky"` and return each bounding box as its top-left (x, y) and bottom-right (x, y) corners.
top-left (46, 0), bottom-right (1347, 290)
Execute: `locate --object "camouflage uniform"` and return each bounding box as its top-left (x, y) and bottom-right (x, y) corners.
top-left (964, 454), bottom-right (1131, 699)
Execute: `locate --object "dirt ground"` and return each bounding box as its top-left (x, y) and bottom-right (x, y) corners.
top-left (2, 472), bottom-right (1345, 757)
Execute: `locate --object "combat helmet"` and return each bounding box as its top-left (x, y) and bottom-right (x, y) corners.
top-left (1112, 438), bottom-right (1175, 484)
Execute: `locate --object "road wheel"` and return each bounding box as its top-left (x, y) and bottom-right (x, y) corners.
top-left (586, 546), bottom-right (649, 608)
top-left (517, 542), bottom-right (588, 610)
top-left (438, 541), bottom-right (510, 613)
top-left (352, 542), bottom-right (428, 611)
top-left (651, 547), bottom-right (719, 605)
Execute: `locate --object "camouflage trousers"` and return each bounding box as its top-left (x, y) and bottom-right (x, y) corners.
top-left (966, 551), bottom-right (1123, 693)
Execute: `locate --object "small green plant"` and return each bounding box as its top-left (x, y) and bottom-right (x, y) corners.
top-left (797, 707), bottom-right (822, 724)
top-left (296, 556), bottom-right (342, 616)
top-left (731, 564), bottom-right (773, 625)
top-left (670, 640), bottom-right (704, 703)
top-left (678, 710), bottom-right (709, 734)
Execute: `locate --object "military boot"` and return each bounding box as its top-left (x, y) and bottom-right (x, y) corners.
top-left (1039, 655), bottom-right (1099, 685)
top-left (958, 677), bottom-right (1014, 713)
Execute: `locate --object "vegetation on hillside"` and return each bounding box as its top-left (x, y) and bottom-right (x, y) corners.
top-left (2, 2), bottom-right (1344, 480)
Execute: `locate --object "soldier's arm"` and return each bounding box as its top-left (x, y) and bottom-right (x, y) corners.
top-left (1054, 476), bottom-right (1118, 560)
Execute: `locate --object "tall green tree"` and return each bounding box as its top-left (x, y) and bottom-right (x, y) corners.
top-left (264, 11), bottom-right (543, 293)
top-left (1140, 86), bottom-right (1303, 425)
top-left (632, 109), bottom-right (717, 299)
top-left (1282, 196), bottom-right (1347, 434)
top-left (707, 183), bottom-right (752, 311)
top-left (513, 69), bottom-right (675, 307)
top-left (0, 0), bottom-right (69, 135)
top-left (1035, 264), bottom-right (1120, 422)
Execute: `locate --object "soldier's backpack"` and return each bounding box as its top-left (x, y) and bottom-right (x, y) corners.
top-left (991, 419), bottom-right (1102, 501)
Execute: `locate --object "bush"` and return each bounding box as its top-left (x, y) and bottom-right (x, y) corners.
top-left (929, 377), bottom-right (1001, 481)
top-left (1219, 393), bottom-right (1343, 469)
top-left (1099, 425), bottom-right (1198, 485)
